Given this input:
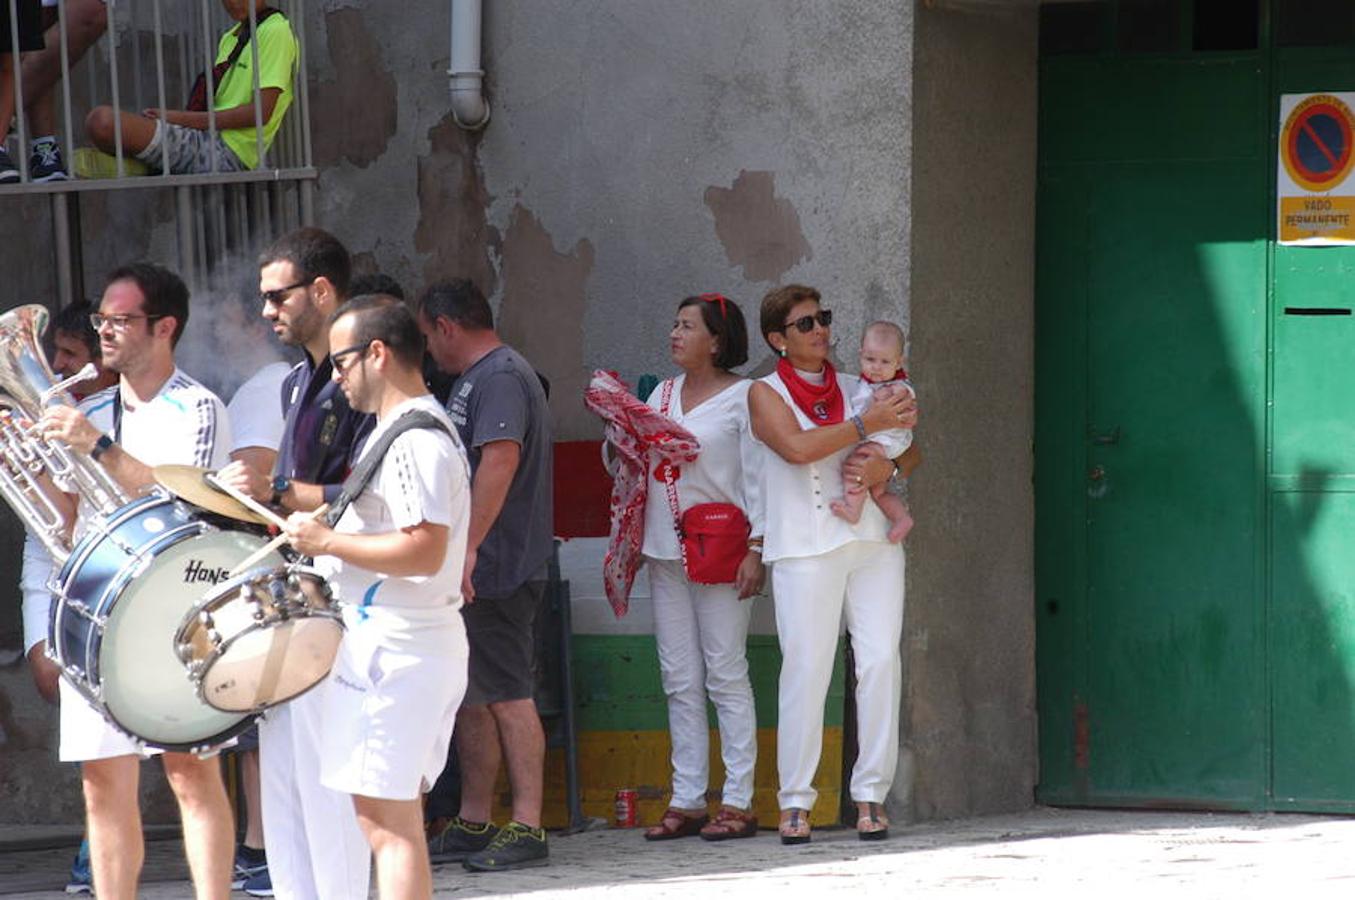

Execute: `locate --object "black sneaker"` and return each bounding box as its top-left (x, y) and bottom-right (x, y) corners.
top-left (29, 139), bottom-right (69, 183)
top-left (0, 148), bottom-right (18, 184)
top-left (427, 816), bottom-right (499, 863)
top-left (462, 821), bottom-right (549, 872)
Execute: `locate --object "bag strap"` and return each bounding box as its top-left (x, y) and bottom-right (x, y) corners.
top-left (657, 378), bottom-right (689, 570)
top-left (324, 409), bottom-right (451, 527)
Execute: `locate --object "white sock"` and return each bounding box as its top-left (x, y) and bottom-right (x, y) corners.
top-left (30, 135), bottom-right (57, 150)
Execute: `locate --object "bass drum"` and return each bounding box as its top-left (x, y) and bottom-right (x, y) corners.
top-left (49, 494), bottom-right (285, 752)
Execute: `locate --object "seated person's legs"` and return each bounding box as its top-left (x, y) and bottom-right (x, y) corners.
top-left (84, 105), bottom-right (159, 157)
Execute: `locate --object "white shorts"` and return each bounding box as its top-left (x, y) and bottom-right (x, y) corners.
top-left (320, 604), bottom-right (468, 801)
top-left (58, 678), bottom-right (159, 762)
top-left (59, 677), bottom-right (237, 762)
top-left (21, 534), bottom-right (54, 655)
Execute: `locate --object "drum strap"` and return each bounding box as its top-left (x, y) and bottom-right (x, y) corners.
top-left (323, 410), bottom-right (452, 528)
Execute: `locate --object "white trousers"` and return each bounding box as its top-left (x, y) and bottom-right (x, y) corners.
top-left (259, 689), bottom-right (371, 900)
top-left (771, 540), bottom-right (905, 811)
top-left (647, 557), bottom-right (758, 810)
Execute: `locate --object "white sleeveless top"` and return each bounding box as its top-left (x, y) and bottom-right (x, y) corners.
top-left (641, 376), bottom-right (763, 560)
top-left (758, 370), bottom-right (889, 562)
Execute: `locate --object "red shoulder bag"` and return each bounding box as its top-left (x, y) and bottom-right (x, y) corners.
top-left (659, 379), bottom-right (751, 585)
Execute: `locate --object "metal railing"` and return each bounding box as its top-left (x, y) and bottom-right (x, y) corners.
top-left (2, 0), bottom-right (316, 301)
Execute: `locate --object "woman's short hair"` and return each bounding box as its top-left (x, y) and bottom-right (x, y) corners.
top-left (677, 294), bottom-right (749, 370)
top-left (759, 284), bottom-right (822, 350)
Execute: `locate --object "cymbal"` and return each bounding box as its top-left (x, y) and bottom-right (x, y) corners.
top-left (153, 465), bottom-right (272, 526)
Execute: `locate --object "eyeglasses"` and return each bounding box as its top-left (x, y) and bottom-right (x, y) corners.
top-left (260, 277), bottom-right (316, 307)
top-left (90, 313), bottom-right (164, 332)
top-left (780, 309), bottom-right (832, 333)
top-left (329, 340), bottom-right (373, 375)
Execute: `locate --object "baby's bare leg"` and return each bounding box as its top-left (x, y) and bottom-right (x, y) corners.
top-left (830, 485), bottom-right (868, 523)
top-left (831, 441), bottom-right (886, 524)
top-left (871, 484), bottom-right (914, 543)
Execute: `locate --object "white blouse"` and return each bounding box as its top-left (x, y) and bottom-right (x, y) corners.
top-left (641, 375), bottom-right (764, 560)
top-left (758, 370), bottom-right (889, 562)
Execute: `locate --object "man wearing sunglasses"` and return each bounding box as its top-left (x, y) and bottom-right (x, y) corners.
top-left (38, 263), bottom-right (237, 899)
top-left (216, 226), bottom-right (374, 900)
top-left (282, 297), bottom-right (470, 900)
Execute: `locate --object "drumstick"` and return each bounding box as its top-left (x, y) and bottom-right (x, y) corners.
top-left (204, 472), bottom-right (289, 529)
top-left (228, 503), bottom-right (331, 578)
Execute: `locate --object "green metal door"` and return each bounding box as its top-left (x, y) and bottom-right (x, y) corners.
top-left (1037, 1), bottom-right (1355, 810)
top-left (1269, 47), bottom-right (1355, 810)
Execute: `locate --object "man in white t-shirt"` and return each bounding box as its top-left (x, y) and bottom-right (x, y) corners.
top-left (40, 262), bottom-right (236, 900)
top-left (284, 297), bottom-right (470, 900)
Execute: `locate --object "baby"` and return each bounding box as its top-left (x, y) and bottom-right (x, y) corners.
top-left (830, 321), bottom-right (915, 542)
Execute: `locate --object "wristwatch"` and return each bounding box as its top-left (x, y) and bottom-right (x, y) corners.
top-left (270, 474), bottom-right (291, 506)
top-left (90, 433), bottom-right (114, 462)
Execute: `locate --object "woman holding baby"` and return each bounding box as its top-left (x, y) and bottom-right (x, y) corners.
top-left (747, 283), bottom-right (919, 845)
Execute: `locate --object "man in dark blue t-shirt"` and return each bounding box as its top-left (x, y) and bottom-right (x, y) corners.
top-left (218, 227), bottom-right (375, 900)
top-left (417, 278), bottom-right (554, 872)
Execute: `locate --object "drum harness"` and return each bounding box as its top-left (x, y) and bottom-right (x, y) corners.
top-left (322, 409), bottom-right (453, 529)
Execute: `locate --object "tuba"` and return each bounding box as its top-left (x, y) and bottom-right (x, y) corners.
top-left (0, 303), bottom-right (128, 564)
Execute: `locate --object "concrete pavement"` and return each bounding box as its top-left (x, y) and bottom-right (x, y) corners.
top-left (3, 807), bottom-right (1355, 897)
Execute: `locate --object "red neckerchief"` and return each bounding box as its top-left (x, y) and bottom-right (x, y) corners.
top-left (860, 368), bottom-right (907, 385)
top-left (776, 357), bottom-right (844, 425)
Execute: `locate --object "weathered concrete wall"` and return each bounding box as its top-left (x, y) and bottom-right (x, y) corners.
top-left (905, 1), bottom-right (1039, 819)
top-left (0, 0), bottom-right (1042, 826)
top-left (304, 0), bottom-right (914, 439)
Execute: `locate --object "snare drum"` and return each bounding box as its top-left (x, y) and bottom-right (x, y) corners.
top-left (49, 494), bottom-right (284, 751)
top-left (176, 564), bottom-right (343, 713)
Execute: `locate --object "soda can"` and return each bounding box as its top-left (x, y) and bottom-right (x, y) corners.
top-left (614, 788), bottom-right (639, 827)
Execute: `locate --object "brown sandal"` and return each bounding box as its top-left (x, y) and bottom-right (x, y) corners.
top-left (643, 807), bottom-right (709, 841)
top-left (699, 806), bottom-right (758, 841)
top-left (856, 801), bottom-right (890, 841)
top-left (778, 808), bottom-right (811, 845)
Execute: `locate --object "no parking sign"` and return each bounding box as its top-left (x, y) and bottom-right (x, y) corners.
top-left (1278, 92), bottom-right (1355, 246)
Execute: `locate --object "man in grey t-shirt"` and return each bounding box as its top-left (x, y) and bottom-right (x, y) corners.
top-left (416, 279), bottom-right (554, 872)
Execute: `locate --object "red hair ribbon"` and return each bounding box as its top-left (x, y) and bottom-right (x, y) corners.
top-left (698, 292), bottom-right (728, 319)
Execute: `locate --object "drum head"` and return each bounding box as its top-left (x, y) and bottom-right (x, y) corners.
top-left (186, 568), bottom-right (342, 712)
top-left (100, 530), bottom-right (280, 747)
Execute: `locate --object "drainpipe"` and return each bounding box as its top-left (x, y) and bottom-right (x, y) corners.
top-left (449, 0), bottom-right (490, 130)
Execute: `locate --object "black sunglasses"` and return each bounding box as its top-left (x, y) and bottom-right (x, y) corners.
top-left (329, 340), bottom-right (374, 374)
top-left (781, 309), bottom-right (832, 333)
top-left (260, 276), bottom-right (317, 307)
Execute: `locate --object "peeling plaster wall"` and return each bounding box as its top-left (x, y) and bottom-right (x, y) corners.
top-left (906, 3), bottom-right (1039, 819)
top-left (0, 0), bottom-right (1043, 826)
top-left (304, 0), bottom-right (914, 441)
